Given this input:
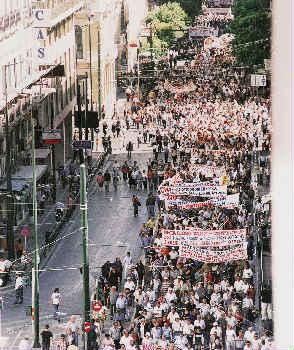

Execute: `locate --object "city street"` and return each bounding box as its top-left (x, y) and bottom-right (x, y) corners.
top-left (2, 150), bottom-right (152, 345)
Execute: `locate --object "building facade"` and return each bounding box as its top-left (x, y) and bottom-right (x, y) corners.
top-left (0, 0), bottom-right (83, 244)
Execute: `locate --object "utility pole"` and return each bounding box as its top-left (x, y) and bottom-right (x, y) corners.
top-left (50, 93), bottom-right (56, 201)
top-left (88, 18), bottom-right (93, 110)
top-left (137, 54), bottom-right (140, 99)
top-left (97, 24), bottom-right (102, 121)
top-left (77, 81), bottom-right (84, 164)
top-left (84, 73), bottom-right (88, 141)
top-left (32, 112), bottom-right (41, 349)
top-left (4, 65), bottom-right (15, 260)
top-left (80, 164), bottom-right (90, 350)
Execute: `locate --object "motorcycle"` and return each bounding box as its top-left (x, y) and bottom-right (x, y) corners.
top-left (55, 207), bottom-right (64, 223)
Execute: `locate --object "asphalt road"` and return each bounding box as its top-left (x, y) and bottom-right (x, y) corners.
top-left (1, 152), bottom-right (152, 347)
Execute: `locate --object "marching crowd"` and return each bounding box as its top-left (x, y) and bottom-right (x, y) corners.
top-left (16, 4), bottom-right (272, 350)
top-left (85, 20), bottom-right (273, 350)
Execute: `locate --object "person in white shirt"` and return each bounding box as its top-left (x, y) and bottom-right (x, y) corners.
top-left (174, 334), bottom-right (188, 350)
top-left (242, 262), bottom-right (254, 283)
top-left (165, 288), bottom-right (177, 306)
top-left (172, 317), bottom-right (183, 336)
top-left (142, 333), bottom-right (153, 347)
top-left (251, 333), bottom-right (262, 350)
top-left (15, 273), bottom-right (24, 304)
top-left (194, 314), bottom-right (205, 330)
top-left (234, 275), bottom-right (245, 295)
top-left (210, 322), bottom-right (222, 339)
top-left (244, 340), bottom-right (253, 350)
top-left (244, 327), bottom-right (255, 342)
top-left (124, 277), bottom-right (135, 292)
top-left (122, 252), bottom-right (134, 279)
top-left (242, 295), bottom-right (254, 319)
top-left (182, 318), bottom-right (194, 341)
top-left (120, 330), bottom-right (132, 348)
top-left (225, 325), bottom-right (237, 350)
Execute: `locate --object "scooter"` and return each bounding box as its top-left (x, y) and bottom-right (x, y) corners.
top-left (55, 208), bottom-right (64, 223)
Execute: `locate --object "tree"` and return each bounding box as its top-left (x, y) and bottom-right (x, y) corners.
top-left (160, 0), bottom-right (202, 23)
top-left (146, 2), bottom-right (188, 52)
top-left (229, 0), bottom-right (271, 67)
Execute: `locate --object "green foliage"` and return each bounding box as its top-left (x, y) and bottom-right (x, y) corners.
top-left (146, 2), bottom-right (188, 51)
top-left (160, 0), bottom-right (202, 23)
top-left (230, 0), bottom-right (271, 66)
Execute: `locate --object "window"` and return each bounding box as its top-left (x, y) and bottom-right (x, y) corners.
top-left (75, 26), bottom-right (83, 59)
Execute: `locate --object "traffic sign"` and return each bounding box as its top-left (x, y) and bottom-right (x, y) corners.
top-left (84, 321), bottom-right (91, 333)
top-left (20, 227), bottom-right (31, 237)
top-left (250, 74), bottom-right (266, 87)
top-left (42, 129), bottom-right (62, 144)
top-left (93, 301), bottom-right (102, 312)
top-left (72, 140), bottom-right (92, 150)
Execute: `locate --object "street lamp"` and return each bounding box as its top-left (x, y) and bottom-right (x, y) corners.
top-left (137, 47), bottom-right (168, 98)
top-left (3, 63), bottom-right (15, 260)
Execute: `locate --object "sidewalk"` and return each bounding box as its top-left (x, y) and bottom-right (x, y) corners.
top-left (3, 153), bottom-right (104, 286)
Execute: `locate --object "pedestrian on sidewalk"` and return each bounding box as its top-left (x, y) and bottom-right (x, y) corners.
top-left (41, 324), bottom-right (53, 350)
top-left (126, 141), bottom-right (133, 159)
top-left (104, 170), bottom-right (111, 192)
top-left (51, 287), bottom-right (61, 322)
top-left (14, 272), bottom-right (24, 304)
top-left (96, 172), bottom-right (104, 191)
top-left (132, 194), bottom-right (141, 217)
top-left (15, 238), bottom-right (24, 259)
top-left (122, 252), bottom-right (134, 280)
top-left (108, 286), bottom-right (119, 320)
top-left (66, 315), bottom-right (80, 346)
top-left (55, 334), bottom-right (69, 350)
top-left (146, 192), bottom-right (156, 218)
top-left (121, 162), bottom-right (129, 182)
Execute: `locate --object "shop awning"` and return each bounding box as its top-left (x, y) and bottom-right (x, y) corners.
top-left (11, 165), bottom-right (48, 182)
top-left (0, 180), bottom-right (28, 192)
top-left (31, 148), bottom-right (51, 159)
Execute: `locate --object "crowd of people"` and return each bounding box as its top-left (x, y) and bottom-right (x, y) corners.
top-left (13, 3), bottom-right (273, 350)
top-left (89, 7), bottom-right (273, 350)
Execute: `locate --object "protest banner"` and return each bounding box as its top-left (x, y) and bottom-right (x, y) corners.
top-left (159, 184), bottom-right (227, 197)
top-left (162, 228), bottom-right (246, 247)
top-left (189, 26), bottom-right (218, 39)
top-left (208, 0), bottom-right (234, 6)
top-left (179, 243), bottom-right (247, 263)
top-left (203, 7), bottom-right (232, 16)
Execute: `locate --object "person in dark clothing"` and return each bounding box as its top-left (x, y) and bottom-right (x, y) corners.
top-left (88, 319), bottom-right (98, 350)
top-left (108, 267), bottom-right (120, 288)
top-left (132, 195), bottom-right (141, 217)
top-left (136, 260), bottom-right (145, 286)
top-left (41, 324), bottom-right (53, 350)
top-left (126, 141), bottom-right (133, 159)
top-left (146, 192), bottom-right (156, 217)
top-left (113, 257), bottom-right (123, 282)
top-left (102, 261), bottom-right (111, 279)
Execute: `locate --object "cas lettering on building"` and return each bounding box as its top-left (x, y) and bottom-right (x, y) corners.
top-left (32, 8), bottom-right (51, 63)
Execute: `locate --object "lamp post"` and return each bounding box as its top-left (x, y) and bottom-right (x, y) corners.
top-left (80, 164), bottom-right (90, 349)
top-left (4, 64), bottom-right (15, 260)
top-left (31, 106), bottom-right (41, 349)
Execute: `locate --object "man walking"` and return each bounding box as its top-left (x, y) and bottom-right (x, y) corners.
top-left (41, 324), bottom-right (53, 350)
top-left (14, 272), bottom-right (23, 304)
top-left (146, 192), bottom-right (156, 218)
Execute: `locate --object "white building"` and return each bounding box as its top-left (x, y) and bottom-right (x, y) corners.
top-left (0, 0), bottom-right (83, 231)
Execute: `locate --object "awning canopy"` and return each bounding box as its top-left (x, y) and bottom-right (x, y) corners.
top-left (11, 165), bottom-right (48, 182)
top-left (0, 180), bottom-right (28, 192)
top-left (31, 148), bottom-right (51, 159)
